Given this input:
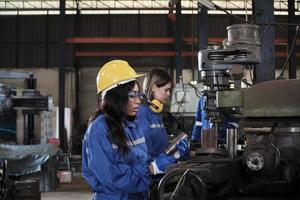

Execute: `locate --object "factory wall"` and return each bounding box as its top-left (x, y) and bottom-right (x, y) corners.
top-left (0, 14), bottom-right (298, 69)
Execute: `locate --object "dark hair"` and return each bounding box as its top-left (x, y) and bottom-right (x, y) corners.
top-left (145, 68), bottom-right (172, 100)
top-left (89, 81), bottom-right (137, 153)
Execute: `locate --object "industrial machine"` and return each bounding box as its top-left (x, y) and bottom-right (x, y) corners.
top-left (0, 158), bottom-right (42, 200)
top-left (169, 83), bottom-right (204, 117)
top-left (159, 24), bottom-right (300, 200)
top-left (0, 72), bottom-right (55, 199)
top-left (0, 72), bottom-right (52, 144)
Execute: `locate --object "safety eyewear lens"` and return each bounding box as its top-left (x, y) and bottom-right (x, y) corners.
top-left (128, 91), bottom-right (145, 99)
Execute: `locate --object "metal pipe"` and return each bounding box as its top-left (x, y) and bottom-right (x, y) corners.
top-left (201, 129), bottom-right (217, 149)
top-left (226, 128), bottom-right (237, 157)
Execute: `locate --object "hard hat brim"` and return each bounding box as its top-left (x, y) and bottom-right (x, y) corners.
top-left (98, 73), bottom-right (146, 94)
top-left (134, 73), bottom-right (147, 79)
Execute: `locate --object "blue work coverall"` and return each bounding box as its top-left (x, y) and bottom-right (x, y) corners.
top-left (82, 114), bottom-right (151, 200)
top-left (191, 96), bottom-right (211, 141)
top-left (137, 104), bottom-right (168, 159)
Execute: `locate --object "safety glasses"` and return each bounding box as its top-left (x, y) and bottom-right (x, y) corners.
top-left (128, 91), bottom-right (145, 99)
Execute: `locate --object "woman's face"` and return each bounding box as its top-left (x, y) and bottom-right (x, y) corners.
top-left (126, 83), bottom-right (141, 116)
top-left (152, 82), bottom-right (172, 104)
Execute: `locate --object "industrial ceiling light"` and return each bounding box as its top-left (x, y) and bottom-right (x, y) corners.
top-left (198, 0), bottom-right (216, 10)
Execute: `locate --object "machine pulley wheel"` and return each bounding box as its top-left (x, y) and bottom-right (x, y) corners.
top-left (242, 142), bottom-right (280, 175)
top-left (158, 169), bottom-right (207, 200)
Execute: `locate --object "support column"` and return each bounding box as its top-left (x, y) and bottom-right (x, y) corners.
top-left (253, 0), bottom-right (275, 82)
top-left (59, 0), bottom-right (66, 152)
top-left (288, 0), bottom-right (296, 79)
top-left (175, 0), bottom-right (183, 83)
top-left (73, 3), bottom-right (81, 153)
top-left (198, 4), bottom-right (208, 81)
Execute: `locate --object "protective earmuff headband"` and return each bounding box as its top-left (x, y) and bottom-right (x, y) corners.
top-left (143, 96), bottom-right (163, 113)
top-left (149, 99), bottom-right (163, 113)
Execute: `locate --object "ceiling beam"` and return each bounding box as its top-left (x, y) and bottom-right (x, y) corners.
top-left (65, 37), bottom-right (300, 45)
top-left (75, 51), bottom-right (196, 57)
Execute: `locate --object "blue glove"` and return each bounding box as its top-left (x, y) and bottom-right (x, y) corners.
top-left (152, 153), bottom-right (176, 174)
top-left (175, 138), bottom-right (190, 160)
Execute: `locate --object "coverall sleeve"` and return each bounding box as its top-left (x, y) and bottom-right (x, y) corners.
top-left (82, 140), bottom-right (99, 192)
top-left (87, 126), bottom-right (151, 193)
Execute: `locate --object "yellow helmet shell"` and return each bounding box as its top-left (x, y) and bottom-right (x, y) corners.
top-left (96, 60), bottom-right (145, 94)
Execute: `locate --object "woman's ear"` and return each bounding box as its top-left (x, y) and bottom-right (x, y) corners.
top-left (152, 84), bottom-right (158, 92)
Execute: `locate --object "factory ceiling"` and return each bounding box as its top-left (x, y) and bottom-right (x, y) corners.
top-left (0, 0), bottom-right (299, 15)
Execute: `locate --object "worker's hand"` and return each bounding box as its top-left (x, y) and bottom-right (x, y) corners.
top-left (174, 138), bottom-right (190, 161)
top-left (151, 153), bottom-right (176, 175)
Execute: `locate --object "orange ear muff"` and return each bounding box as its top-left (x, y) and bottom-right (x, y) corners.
top-left (150, 99), bottom-right (164, 113)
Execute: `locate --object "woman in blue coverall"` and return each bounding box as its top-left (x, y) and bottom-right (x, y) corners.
top-left (82, 60), bottom-right (182, 200)
top-left (137, 69), bottom-right (189, 171)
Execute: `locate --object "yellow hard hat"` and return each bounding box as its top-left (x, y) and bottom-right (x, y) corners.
top-left (96, 60), bottom-right (145, 94)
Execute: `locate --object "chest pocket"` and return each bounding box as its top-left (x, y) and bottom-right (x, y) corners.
top-left (112, 137), bottom-right (148, 165)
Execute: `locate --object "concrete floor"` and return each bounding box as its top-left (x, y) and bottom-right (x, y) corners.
top-left (41, 172), bottom-right (93, 200)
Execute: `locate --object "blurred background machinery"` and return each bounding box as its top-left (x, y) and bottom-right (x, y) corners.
top-left (0, 71), bottom-right (52, 145)
top-left (0, 72), bottom-right (61, 200)
top-left (159, 23), bottom-right (300, 200)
